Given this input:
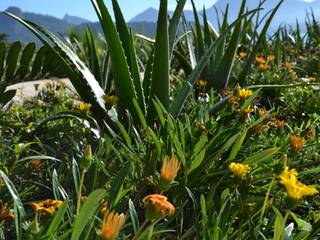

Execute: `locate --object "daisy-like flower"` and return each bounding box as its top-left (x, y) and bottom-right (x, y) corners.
top-left (229, 162), bottom-right (250, 178)
top-left (77, 102), bottom-right (92, 113)
top-left (308, 76), bottom-right (316, 81)
top-left (280, 167), bottom-right (318, 201)
top-left (100, 206), bottom-right (125, 240)
top-left (238, 88), bottom-right (253, 100)
top-left (32, 199), bottom-right (63, 215)
top-left (290, 71), bottom-right (297, 79)
top-left (161, 156), bottom-right (181, 182)
top-left (197, 79), bottom-right (208, 87)
top-left (259, 63), bottom-right (269, 71)
top-left (0, 203), bottom-right (15, 222)
top-left (290, 134), bottom-right (306, 151)
top-left (267, 55), bottom-right (275, 62)
top-left (30, 159), bottom-right (42, 171)
top-left (239, 52), bottom-right (247, 59)
top-left (103, 95), bottom-right (119, 107)
top-left (256, 56), bottom-right (266, 64)
top-left (143, 194), bottom-right (175, 219)
top-left (285, 62), bottom-right (292, 69)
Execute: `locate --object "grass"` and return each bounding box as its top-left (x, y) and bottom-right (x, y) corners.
top-left (0, 0), bottom-right (320, 239)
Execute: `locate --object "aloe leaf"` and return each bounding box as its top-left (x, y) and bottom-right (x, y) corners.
top-left (111, 0), bottom-right (145, 112)
top-left (0, 42), bottom-right (6, 80)
top-left (213, 0), bottom-right (247, 90)
top-left (5, 12), bottom-right (107, 113)
top-left (147, 0), bottom-right (169, 122)
top-left (168, 0), bottom-right (186, 59)
top-left (91, 0), bottom-right (138, 117)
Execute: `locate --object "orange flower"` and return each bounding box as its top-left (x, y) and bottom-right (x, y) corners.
top-left (197, 79), bottom-right (208, 87)
top-left (0, 203), bottom-right (15, 221)
top-left (256, 56), bottom-right (266, 64)
top-left (32, 199), bottom-right (63, 215)
top-left (285, 62), bottom-right (292, 69)
top-left (267, 55), bottom-right (275, 62)
top-left (259, 63), bottom-right (269, 71)
top-left (239, 52), bottom-right (247, 59)
top-left (161, 156), bottom-right (181, 182)
top-left (30, 159), bottom-right (42, 171)
top-left (290, 71), bottom-right (297, 79)
top-left (100, 207), bottom-right (125, 240)
top-left (308, 76), bottom-right (316, 81)
top-left (290, 135), bottom-right (306, 151)
top-left (143, 194), bottom-right (175, 219)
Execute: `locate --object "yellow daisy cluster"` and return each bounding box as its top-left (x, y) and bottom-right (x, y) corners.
top-left (280, 167), bottom-right (318, 201)
top-left (229, 162), bottom-right (251, 178)
top-left (32, 199), bottom-right (63, 215)
top-left (77, 102), bottom-right (92, 113)
top-left (238, 88), bottom-right (253, 100)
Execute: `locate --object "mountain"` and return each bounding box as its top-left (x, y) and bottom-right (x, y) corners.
top-left (0, 7), bottom-right (78, 44)
top-left (129, 0), bottom-right (320, 29)
top-left (63, 14), bottom-right (89, 25)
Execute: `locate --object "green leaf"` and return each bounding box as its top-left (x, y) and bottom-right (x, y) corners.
top-left (168, 0), bottom-right (186, 58)
top-left (243, 148), bottom-right (279, 164)
top-left (16, 42), bottom-right (36, 80)
top-left (45, 200), bottom-right (69, 238)
top-left (109, 162), bottom-right (130, 208)
top-left (0, 42), bottom-right (6, 79)
top-left (273, 207), bottom-right (285, 240)
top-left (0, 89), bottom-right (16, 105)
top-left (71, 189), bottom-right (106, 240)
top-left (227, 128), bottom-right (248, 162)
top-left (5, 41), bottom-right (21, 83)
top-left (0, 171), bottom-right (25, 240)
top-left (91, 0), bottom-right (138, 117)
top-left (239, 0), bottom-right (284, 82)
top-left (147, 0), bottom-right (169, 122)
top-left (129, 199), bottom-right (139, 234)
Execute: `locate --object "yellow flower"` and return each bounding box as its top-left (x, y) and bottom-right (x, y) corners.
top-left (161, 156), bottom-right (181, 182)
top-left (256, 56), bottom-right (266, 64)
top-left (239, 52), bottom-right (247, 59)
top-left (259, 63), bottom-right (269, 71)
top-left (143, 194), bottom-right (175, 219)
top-left (290, 71), bottom-right (297, 79)
top-left (244, 106), bottom-right (254, 115)
top-left (239, 88), bottom-right (253, 99)
top-left (103, 95), bottom-right (119, 106)
top-left (229, 162), bottom-right (250, 178)
top-left (32, 199), bottom-right (63, 215)
top-left (259, 108), bottom-right (267, 117)
top-left (267, 55), bottom-right (275, 62)
top-left (290, 134), bottom-right (306, 151)
top-left (280, 167), bottom-right (318, 200)
top-left (197, 79), bottom-right (208, 87)
top-left (77, 102), bottom-right (92, 113)
top-left (100, 207), bottom-right (125, 240)
top-left (0, 203), bottom-right (15, 222)
top-left (308, 76), bottom-right (316, 81)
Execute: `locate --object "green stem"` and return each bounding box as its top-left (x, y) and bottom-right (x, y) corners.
top-left (76, 170), bottom-right (86, 215)
top-left (247, 82), bottom-right (320, 89)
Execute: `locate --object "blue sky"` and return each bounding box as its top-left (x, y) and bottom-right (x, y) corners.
top-left (0, 0), bottom-right (217, 21)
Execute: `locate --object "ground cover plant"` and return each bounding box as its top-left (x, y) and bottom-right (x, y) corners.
top-left (0, 0), bottom-right (320, 239)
